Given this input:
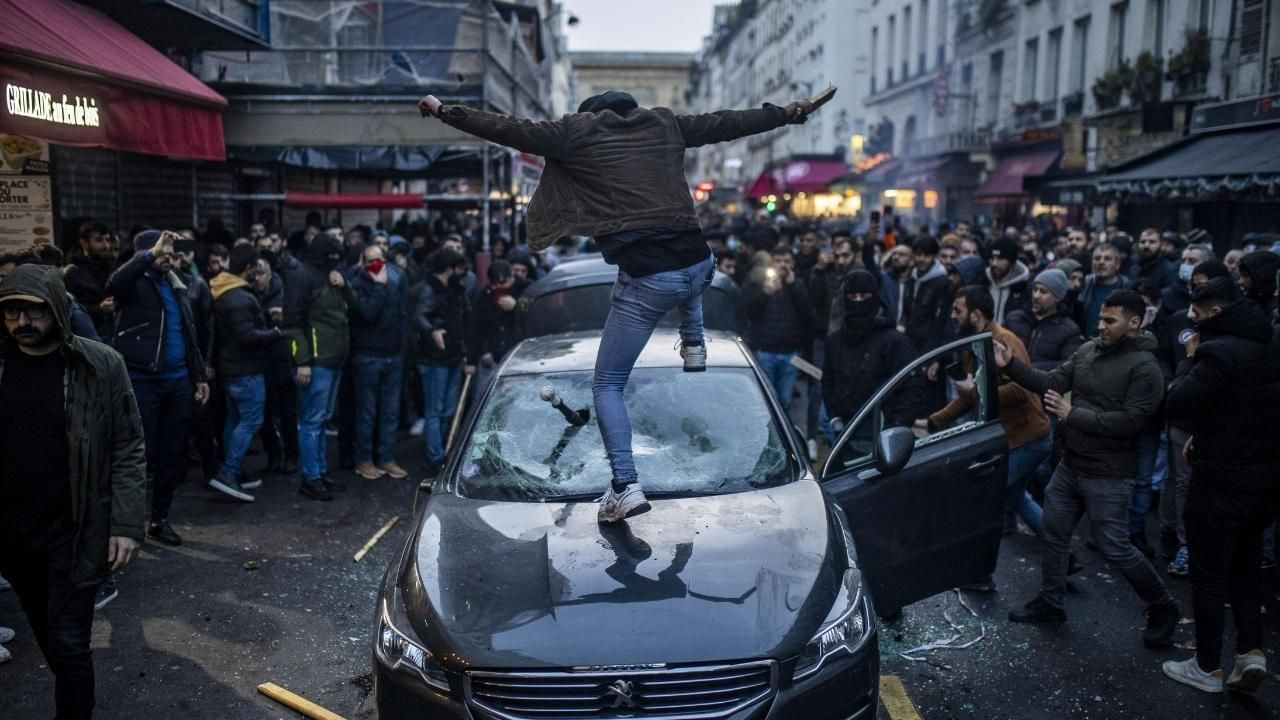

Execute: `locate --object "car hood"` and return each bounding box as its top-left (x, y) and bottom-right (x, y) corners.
top-left (403, 480), bottom-right (843, 669)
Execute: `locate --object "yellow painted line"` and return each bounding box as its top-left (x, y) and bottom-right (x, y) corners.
top-left (880, 675), bottom-right (923, 720)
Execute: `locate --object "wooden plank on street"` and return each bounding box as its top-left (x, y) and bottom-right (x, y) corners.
top-left (353, 516), bottom-right (400, 563)
top-left (257, 682), bottom-right (346, 720)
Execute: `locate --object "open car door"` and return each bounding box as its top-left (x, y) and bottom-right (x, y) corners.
top-left (819, 333), bottom-right (1008, 616)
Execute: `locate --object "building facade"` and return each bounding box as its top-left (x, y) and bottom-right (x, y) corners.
top-left (569, 51), bottom-right (694, 112)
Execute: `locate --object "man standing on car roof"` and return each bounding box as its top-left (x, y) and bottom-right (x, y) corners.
top-left (419, 87), bottom-right (828, 523)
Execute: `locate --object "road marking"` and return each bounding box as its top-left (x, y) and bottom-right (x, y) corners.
top-left (880, 675), bottom-right (923, 720)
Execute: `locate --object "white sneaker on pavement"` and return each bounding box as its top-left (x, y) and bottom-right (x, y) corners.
top-left (410, 418), bottom-right (425, 436)
top-left (1163, 657), bottom-right (1223, 693)
top-left (598, 484), bottom-right (651, 523)
top-left (1227, 650), bottom-right (1268, 692)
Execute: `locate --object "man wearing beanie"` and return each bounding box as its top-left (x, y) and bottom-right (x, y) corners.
top-left (209, 246), bottom-right (284, 503)
top-left (823, 269), bottom-right (923, 457)
top-left (986, 236), bottom-right (1032, 324)
top-left (104, 230), bottom-right (209, 550)
top-left (1006, 269), bottom-right (1084, 370)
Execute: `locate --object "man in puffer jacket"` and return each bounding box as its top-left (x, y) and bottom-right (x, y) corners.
top-left (1159, 278), bottom-right (1280, 693)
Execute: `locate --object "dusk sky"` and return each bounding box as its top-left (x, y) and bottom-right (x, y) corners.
top-left (561, 0), bottom-right (721, 53)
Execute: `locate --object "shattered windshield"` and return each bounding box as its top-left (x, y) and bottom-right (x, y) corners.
top-left (456, 369), bottom-right (795, 501)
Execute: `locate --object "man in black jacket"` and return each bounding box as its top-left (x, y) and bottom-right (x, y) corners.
top-left (1160, 279), bottom-right (1280, 693)
top-left (349, 244), bottom-right (410, 481)
top-left (1000, 290), bottom-right (1179, 645)
top-left (823, 270), bottom-right (922, 457)
top-left (105, 231), bottom-right (208, 546)
top-left (0, 265), bottom-right (145, 719)
top-left (208, 246), bottom-right (282, 503)
top-left (469, 260), bottom-right (522, 391)
top-left (63, 221), bottom-right (117, 338)
top-left (413, 249), bottom-right (473, 475)
top-left (745, 244), bottom-right (813, 412)
top-left (1130, 228), bottom-right (1178, 290)
top-left (1005, 269), bottom-right (1084, 369)
top-left (903, 235), bottom-right (953, 355)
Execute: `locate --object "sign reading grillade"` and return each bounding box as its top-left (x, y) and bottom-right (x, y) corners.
top-left (5, 83), bottom-right (100, 127)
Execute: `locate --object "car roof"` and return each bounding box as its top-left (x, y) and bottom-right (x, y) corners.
top-left (524, 253), bottom-right (737, 299)
top-left (500, 328), bottom-right (749, 376)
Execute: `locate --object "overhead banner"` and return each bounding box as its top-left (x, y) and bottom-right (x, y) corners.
top-left (0, 133), bottom-right (53, 251)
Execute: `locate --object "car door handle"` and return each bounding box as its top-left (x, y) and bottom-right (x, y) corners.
top-left (967, 455), bottom-right (1004, 474)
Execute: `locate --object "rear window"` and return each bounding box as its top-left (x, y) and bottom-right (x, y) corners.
top-left (456, 368), bottom-right (795, 501)
top-left (522, 284), bottom-right (739, 337)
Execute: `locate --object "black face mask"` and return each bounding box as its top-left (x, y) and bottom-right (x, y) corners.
top-left (448, 273), bottom-right (464, 290)
top-left (326, 254), bottom-right (343, 272)
top-left (843, 298), bottom-right (879, 337)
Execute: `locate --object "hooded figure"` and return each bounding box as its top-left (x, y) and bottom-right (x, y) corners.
top-left (282, 233), bottom-right (354, 370)
top-left (823, 269), bottom-right (924, 437)
top-left (1237, 251), bottom-right (1280, 316)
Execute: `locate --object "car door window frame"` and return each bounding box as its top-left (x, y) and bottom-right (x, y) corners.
top-left (820, 332), bottom-right (997, 479)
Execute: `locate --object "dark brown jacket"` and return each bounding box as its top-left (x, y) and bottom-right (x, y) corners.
top-left (438, 104), bottom-right (790, 250)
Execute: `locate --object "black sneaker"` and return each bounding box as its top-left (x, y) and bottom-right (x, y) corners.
top-left (1143, 600), bottom-right (1180, 647)
top-left (1009, 596), bottom-right (1067, 623)
top-left (208, 475), bottom-right (255, 502)
top-left (321, 475), bottom-right (348, 493)
top-left (147, 519), bottom-right (182, 547)
top-left (299, 478), bottom-right (333, 501)
top-left (94, 577), bottom-right (119, 611)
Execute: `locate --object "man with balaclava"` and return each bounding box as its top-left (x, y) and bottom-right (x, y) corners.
top-left (283, 233), bottom-right (355, 501)
top-left (823, 270), bottom-right (924, 458)
top-left (417, 86), bottom-right (825, 523)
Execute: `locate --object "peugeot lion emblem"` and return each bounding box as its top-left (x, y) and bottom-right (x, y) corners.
top-left (606, 679), bottom-right (638, 708)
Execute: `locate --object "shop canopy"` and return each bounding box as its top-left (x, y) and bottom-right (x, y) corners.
top-left (746, 158), bottom-right (848, 198)
top-left (1097, 125), bottom-right (1280, 198)
top-left (0, 0), bottom-right (227, 160)
top-left (975, 149), bottom-right (1059, 200)
top-left (285, 192), bottom-right (425, 210)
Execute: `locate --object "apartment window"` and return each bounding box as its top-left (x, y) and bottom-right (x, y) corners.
top-left (1072, 16), bottom-right (1091, 92)
top-left (871, 27), bottom-right (880, 92)
top-left (919, 0), bottom-right (930, 74)
top-left (987, 51), bottom-right (1004, 125)
top-left (903, 6), bottom-right (914, 78)
top-left (937, 0), bottom-right (948, 65)
top-left (888, 14), bottom-right (897, 85)
top-left (962, 63), bottom-right (975, 126)
top-left (1108, 2), bottom-right (1129, 69)
top-left (1242, 0), bottom-right (1265, 55)
top-left (1023, 37), bottom-right (1039, 101)
top-left (1197, 0), bottom-right (1213, 29)
top-left (1046, 28), bottom-right (1063, 100)
top-left (1148, 0), bottom-right (1166, 56)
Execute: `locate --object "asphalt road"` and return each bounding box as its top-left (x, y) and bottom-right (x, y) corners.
top-left (2, 433), bottom-right (1279, 719)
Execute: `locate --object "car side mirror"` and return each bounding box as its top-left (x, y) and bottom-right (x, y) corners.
top-left (874, 427), bottom-right (915, 476)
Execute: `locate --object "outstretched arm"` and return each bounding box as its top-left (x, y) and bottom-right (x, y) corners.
top-left (420, 95), bottom-right (568, 158)
top-left (674, 99), bottom-right (811, 148)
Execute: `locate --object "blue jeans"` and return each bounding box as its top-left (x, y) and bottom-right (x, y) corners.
top-left (593, 252), bottom-right (715, 485)
top-left (755, 350), bottom-right (799, 411)
top-left (221, 375), bottom-right (266, 481)
top-left (1009, 434), bottom-right (1052, 534)
top-left (1130, 427), bottom-right (1164, 535)
top-left (419, 364), bottom-right (462, 464)
top-left (353, 354), bottom-right (403, 465)
top-left (297, 366), bottom-right (342, 482)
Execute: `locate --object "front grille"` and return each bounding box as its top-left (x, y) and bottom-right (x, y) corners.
top-left (465, 660), bottom-right (778, 720)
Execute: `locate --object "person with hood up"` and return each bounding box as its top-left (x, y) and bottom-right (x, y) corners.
top-left (283, 233), bottom-right (355, 501)
top-left (0, 264), bottom-right (145, 719)
top-left (1160, 278), bottom-right (1280, 693)
top-left (418, 87), bottom-right (825, 523)
top-left (985, 237), bottom-right (1031, 324)
top-left (998, 289), bottom-right (1179, 646)
top-left (209, 246), bottom-right (284, 502)
top-left (105, 230), bottom-right (208, 549)
top-left (822, 270), bottom-right (923, 458)
top-left (1236, 250), bottom-right (1280, 322)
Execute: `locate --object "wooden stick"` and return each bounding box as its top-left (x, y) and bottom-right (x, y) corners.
top-left (353, 516), bottom-right (400, 563)
top-left (257, 682), bottom-right (346, 720)
top-left (445, 371), bottom-right (473, 453)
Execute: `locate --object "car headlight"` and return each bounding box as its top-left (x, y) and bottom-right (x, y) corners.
top-left (377, 597), bottom-right (450, 692)
top-left (793, 569), bottom-right (873, 679)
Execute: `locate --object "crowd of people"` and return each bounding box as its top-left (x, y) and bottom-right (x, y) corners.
top-left (1, 202), bottom-right (1279, 714)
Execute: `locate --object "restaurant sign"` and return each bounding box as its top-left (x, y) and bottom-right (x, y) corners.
top-left (5, 83), bottom-right (100, 128)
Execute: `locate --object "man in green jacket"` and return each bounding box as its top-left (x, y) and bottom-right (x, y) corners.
top-left (997, 289), bottom-right (1179, 647)
top-left (0, 264), bottom-right (146, 719)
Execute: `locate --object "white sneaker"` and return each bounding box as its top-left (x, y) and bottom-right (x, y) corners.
top-left (1163, 657), bottom-right (1224, 693)
top-left (0, 626), bottom-right (14, 643)
top-left (598, 484), bottom-right (651, 523)
top-left (1227, 650), bottom-right (1268, 692)
top-left (675, 339), bottom-right (706, 372)
top-left (410, 418), bottom-right (425, 436)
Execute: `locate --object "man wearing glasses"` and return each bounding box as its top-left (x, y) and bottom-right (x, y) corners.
top-left (0, 264), bottom-right (146, 719)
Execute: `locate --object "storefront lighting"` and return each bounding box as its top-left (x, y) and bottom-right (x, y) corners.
top-left (883, 189), bottom-right (898, 198)
top-left (923, 190), bottom-right (939, 209)
top-left (783, 193), bottom-right (792, 201)
top-left (893, 189), bottom-right (916, 209)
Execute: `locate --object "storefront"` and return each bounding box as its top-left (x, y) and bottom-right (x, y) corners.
top-left (974, 146), bottom-right (1060, 226)
top-left (0, 0), bottom-right (226, 250)
top-left (745, 155), bottom-right (855, 217)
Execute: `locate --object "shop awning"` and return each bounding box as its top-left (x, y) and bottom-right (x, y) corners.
top-left (897, 158), bottom-right (950, 188)
top-left (1097, 125), bottom-right (1280, 197)
top-left (0, 0), bottom-right (226, 160)
top-left (975, 150), bottom-right (1059, 199)
top-left (284, 192), bottom-right (425, 210)
top-left (746, 158), bottom-right (848, 198)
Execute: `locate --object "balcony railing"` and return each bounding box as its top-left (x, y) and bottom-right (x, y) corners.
top-left (903, 129), bottom-right (991, 159)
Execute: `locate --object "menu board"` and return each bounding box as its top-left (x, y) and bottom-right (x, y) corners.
top-left (0, 134), bottom-right (53, 251)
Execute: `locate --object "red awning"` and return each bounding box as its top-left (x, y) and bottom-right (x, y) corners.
top-left (747, 159), bottom-right (849, 198)
top-left (285, 192), bottom-right (426, 210)
top-left (0, 0), bottom-right (226, 160)
top-left (975, 150), bottom-right (1059, 199)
